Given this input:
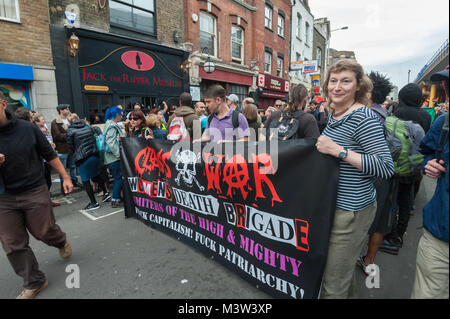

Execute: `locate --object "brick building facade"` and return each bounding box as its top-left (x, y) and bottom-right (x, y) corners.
top-left (0, 0), bottom-right (58, 121)
top-left (184, 0), bottom-right (291, 109)
top-left (48, 0), bottom-right (189, 120)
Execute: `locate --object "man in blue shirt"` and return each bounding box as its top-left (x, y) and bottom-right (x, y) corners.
top-left (411, 67), bottom-right (449, 299)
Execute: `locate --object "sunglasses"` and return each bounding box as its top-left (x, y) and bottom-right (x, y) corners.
top-left (130, 117), bottom-right (140, 121)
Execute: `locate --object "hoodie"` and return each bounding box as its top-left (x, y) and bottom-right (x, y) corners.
top-left (394, 83), bottom-right (432, 133)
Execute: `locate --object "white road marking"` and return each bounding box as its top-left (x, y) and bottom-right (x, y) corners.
top-left (79, 209), bottom-right (124, 221)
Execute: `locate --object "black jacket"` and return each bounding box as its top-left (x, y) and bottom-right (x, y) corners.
top-left (66, 120), bottom-right (98, 166)
top-left (0, 110), bottom-right (57, 194)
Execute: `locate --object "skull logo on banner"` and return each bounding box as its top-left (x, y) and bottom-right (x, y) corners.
top-left (175, 150), bottom-right (204, 191)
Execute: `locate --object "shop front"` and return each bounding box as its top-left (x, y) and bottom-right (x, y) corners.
top-left (257, 74), bottom-right (289, 109)
top-left (197, 67), bottom-right (254, 108)
top-left (52, 27), bottom-right (189, 121)
top-left (0, 63), bottom-right (33, 113)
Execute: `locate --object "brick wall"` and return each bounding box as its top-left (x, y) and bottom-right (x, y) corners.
top-left (157, 0), bottom-right (185, 46)
top-left (254, 0), bottom-right (291, 80)
top-left (0, 0), bottom-right (53, 66)
top-left (185, 0), bottom-right (255, 66)
top-left (48, 0), bottom-right (109, 31)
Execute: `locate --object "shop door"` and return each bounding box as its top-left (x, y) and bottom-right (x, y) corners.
top-left (117, 95), bottom-right (158, 113)
top-left (85, 94), bottom-right (112, 123)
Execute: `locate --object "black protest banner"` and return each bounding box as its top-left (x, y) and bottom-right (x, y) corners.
top-left (120, 138), bottom-right (339, 299)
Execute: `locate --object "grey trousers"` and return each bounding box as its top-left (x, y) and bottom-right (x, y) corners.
top-left (320, 201), bottom-right (377, 299)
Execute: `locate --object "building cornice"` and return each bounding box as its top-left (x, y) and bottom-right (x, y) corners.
top-left (230, 0), bottom-right (257, 12)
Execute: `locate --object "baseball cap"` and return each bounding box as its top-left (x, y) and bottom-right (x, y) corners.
top-left (226, 94), bottom-right (239, 103)
top-left (430, 69), bottom-right (449, 82)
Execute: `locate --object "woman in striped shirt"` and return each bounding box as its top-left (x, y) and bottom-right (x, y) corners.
top-left (316, 59), bottom-right (394, 299)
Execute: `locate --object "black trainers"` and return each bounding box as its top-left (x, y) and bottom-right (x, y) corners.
top-left (111, 201), bottom-right (123, 208)
top-left (101, 192), bottom-right (112, 203)
top-left (84, 202), bottom-right (100, 211)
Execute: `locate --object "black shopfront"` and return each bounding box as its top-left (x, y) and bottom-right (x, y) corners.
top-left (51, 27), bottom-right (189, 121)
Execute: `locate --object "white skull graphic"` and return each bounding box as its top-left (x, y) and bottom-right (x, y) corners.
top-left (175, 150), bottom-right (204, 191)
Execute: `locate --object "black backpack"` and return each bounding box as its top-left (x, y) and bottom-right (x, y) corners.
top-left (207, 110), bottom-right (240, 129)
top-left (267, 110), bottom-right (305, 140)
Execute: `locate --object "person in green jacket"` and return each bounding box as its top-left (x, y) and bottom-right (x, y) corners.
top-left (103, 106), bottom-right (125, 208)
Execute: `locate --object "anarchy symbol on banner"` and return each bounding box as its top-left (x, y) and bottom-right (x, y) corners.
top-left (98, 0), bottom-right (106, 9)
top-left (227, 230), bottom-right (235, 245)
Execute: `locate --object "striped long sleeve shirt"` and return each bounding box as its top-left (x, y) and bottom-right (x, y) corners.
top-left (323, 107), bottom-right (395, 211)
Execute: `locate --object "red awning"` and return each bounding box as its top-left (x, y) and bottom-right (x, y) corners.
top-left (199, 68), bottom-right (253, 86)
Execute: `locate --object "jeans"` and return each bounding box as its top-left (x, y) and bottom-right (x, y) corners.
top-left (58, 153), bottom-right (78, 182)
top-left (108, 160), bottom-right (122, 201)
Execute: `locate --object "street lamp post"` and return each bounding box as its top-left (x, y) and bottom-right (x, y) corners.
top-left (202, 47), bottom-right (215, 74)
top-left (408, 69), bottom-right (411, 83)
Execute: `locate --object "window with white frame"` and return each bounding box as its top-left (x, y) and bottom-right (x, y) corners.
top-left (277, 56), bottom-right (283, 78)
top-left (0, 0), bottom-right (20, 22)
top-left (296, 13), bottom-right (302, 38)
top-left (231, 25), bottom-right (244, 64)
top-left (277, 15), bottom-right (284, 37)
top-left (305, 22), bottom-right (310, 45)
top-left (200, 12), bottom-right (217, 56)
top-left (110, 0), bottom-right (156, 35)
top-left (317, 47), bottom-right (322, 68)
top-left (265, 5), bottom-right (272, 29)
top-left (264, 51), bottom-right (272, 74)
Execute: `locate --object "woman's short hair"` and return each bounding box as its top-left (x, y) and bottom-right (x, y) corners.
top-left (323, 59), bottom-right (373, 106)
top-left (146, 114), bottom-right (160, 128)
top-left (105, 106), bottom-right (123, 122)
top-left (68, 113), bottom-right (80, 124)
top-left (242, 103), bottom-right (258, 122)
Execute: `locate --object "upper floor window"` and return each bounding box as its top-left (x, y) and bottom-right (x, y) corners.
top-left (296, 14), bottom-right (302, 39)
top-left (277, 57), bottom-right (283, 77)
top-left (316, 47), bottom-right (322, 68)
top-left (264, 51), bottom-right (272, 74)
top-left (265, 5), bottom-right (272, 29)
top-left (305, 22), bottom-right (310, 45)
top-left (277, 15), bottom-right (284, 37)
top-left (200, 12), bottom-right (217, 57)
top-left (231, 25), bottom-right (244, 64)
top-left (0, 0), bottom-right (20, 23)
top-left (110, 0), bottom-right (156, 35)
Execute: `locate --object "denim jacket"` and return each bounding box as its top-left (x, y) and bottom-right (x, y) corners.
top-left (420, 113), bottom-right (449, 243)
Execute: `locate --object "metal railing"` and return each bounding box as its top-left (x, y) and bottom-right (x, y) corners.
top-left (415, 38), bottom-right (449, 83)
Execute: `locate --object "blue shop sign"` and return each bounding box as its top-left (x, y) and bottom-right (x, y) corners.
top-left (0, 63), bottom-right (34, 81)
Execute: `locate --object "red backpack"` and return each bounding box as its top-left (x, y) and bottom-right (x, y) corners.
top-left (167, 115), bottom-right (190, 141)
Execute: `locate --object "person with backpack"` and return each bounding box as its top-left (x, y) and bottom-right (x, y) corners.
top-left (167, 92), bottom-right (199, 142)
top-left (103, 106), bottom-right (125, 208)
top-left (315, 59), bottom-right (394, 298)
top-left (66, 114), bottom-right (110, 211)
top-left (262, 84), bottom-right (320, 141)
top-left (195, 85), bottom-right (249, 143)
top-left (411, 68), bottom-right (449, 299)
top-left (357, 71), bottom-right (398, 275)
top-left (379, 83), bottom-right (430, 255)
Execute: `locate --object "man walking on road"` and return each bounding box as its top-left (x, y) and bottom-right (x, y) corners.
top-left (411, 67), bottom-right (449, 299)
top-left (0, 91), bottom-right (74, 299)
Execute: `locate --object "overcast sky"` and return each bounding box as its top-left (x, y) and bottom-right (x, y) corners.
top-left (308, 0), bottom-right (449, 89)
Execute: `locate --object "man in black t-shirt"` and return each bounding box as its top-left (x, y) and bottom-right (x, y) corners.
top-left (0, 92), bottom-right (73, 299)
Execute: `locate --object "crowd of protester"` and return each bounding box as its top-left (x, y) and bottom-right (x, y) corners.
top-left (0, 59), bottom-right (448, 300)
